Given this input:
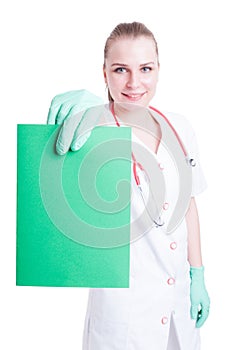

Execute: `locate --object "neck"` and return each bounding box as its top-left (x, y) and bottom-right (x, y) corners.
top-left (111, 102), bottom-right (159, 132)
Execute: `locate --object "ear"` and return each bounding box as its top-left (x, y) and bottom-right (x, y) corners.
top-left (103, 65), bottom-right (107, 84)
top-left (157, 62), bottom-right (160, 82)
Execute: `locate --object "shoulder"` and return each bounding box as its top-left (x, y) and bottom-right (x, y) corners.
top-left (157, 110), bottom-right (196, 145)
top-left (160, 110), bottom-right (194, 133)
top-left (154, 109), bottom-right (207, 194)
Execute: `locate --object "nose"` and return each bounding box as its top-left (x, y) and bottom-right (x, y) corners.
top-left (126, 71), bottom-right (140, 89)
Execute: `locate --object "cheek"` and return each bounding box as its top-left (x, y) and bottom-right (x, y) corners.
top-left (108, 75), bottom-right (125, 92)
top-left (143, 74), bottom-right (158, 89)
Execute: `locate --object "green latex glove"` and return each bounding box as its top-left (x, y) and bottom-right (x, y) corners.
top-left (190, 266), bottom-right (210, 328)
top-left (47, 89), bottom-right (104, 155)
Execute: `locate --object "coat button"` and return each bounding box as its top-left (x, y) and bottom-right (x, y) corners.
top-left (161, 316), bottom-right (168, 325)
top-left (170, 242), bottom-right (177, 250)
top-left (167, 277), bottom-right (175, 285)
top-left (158, 163), bottom-right (164, 170)
top-left (163, 202), bottom-right (169, 210)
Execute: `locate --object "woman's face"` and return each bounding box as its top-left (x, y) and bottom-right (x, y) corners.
top-left (103, 36), bottom-right (159, 107)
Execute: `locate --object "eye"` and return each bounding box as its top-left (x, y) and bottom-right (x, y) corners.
top-left (114, 67), bottom-right (127, 73)
top-left (141, 66), bottom-right (152, 72)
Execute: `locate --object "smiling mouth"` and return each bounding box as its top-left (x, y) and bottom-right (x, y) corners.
top-left (121, 92), bottom-right (146, 100)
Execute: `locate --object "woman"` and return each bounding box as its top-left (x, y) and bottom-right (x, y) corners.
top-left (47, 22), bottom-right (210, 350)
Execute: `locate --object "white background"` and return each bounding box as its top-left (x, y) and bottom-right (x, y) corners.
top-left (1, 0), bottom-right (232, 348)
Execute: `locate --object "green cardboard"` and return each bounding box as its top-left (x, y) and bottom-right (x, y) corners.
top-left (16, 125), bottom-right (131, 287)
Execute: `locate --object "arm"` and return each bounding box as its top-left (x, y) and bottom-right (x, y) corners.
top-left (185, 197), bottom-right (210, 328)
top-left (186, 197), bottom-right (202, 267)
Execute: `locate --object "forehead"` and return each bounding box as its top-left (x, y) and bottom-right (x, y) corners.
top-left (106, 36), bottom-right (157, 63)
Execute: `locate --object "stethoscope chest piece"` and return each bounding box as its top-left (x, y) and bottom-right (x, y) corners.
top-left (153, 216), bottom-right (165, 227)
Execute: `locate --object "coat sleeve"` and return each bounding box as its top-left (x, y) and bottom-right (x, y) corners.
top-left (187, 130), bottom-right (207, 196)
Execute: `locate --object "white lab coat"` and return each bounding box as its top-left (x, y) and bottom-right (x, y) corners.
top-left (82, 111), bottom-right (207, 350)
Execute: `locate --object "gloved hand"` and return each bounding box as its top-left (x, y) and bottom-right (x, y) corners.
top-left (47, 89), bottom-right (104, 155)
top-left (190, 266), bottom-right (210, 328)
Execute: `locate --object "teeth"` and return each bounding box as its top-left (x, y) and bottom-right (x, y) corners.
top-left (122, 92), bottom-right (145, 99)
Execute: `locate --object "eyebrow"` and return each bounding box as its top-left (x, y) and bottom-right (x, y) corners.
top-left (111, 62), bottom-right (155, 67)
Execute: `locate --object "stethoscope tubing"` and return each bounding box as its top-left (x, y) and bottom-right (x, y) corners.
top-left (149, 106), bottom-right (196, 167)
top-left (110, 103), bottom-right (195, 183)
top-left (109, 102), bottom-right (197, 228)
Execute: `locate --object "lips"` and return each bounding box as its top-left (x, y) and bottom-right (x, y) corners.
top-left (121, 92), bottom-right (146, 101)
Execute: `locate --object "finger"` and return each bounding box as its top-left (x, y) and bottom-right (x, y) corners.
top-left (71, 131), bottom-right (92, 151)
top-left (47, 99), bottom-right (62, 125)
top-left (56, 102), bottom-right (75, 125)
top-left (56, 110), bottom-right (85, 155)
top-left (47, 90), bottom-right (79, 125)
top-left (190, 304), bottom-right (199, 320)
top-left (65, 105), bottom-right (92, 151)
top-left (56, 98), bottom-right (99, 125)
top-left (71, 105), bottom-right (106, 151)
top-left (196, 305), bottom-right (210, 328)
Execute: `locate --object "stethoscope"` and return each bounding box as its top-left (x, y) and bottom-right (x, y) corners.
top-left (110, 103), bottom-right (196, 228)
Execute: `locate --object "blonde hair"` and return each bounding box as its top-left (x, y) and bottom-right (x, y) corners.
top-left (103, 22), bottom-right (159, 101)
